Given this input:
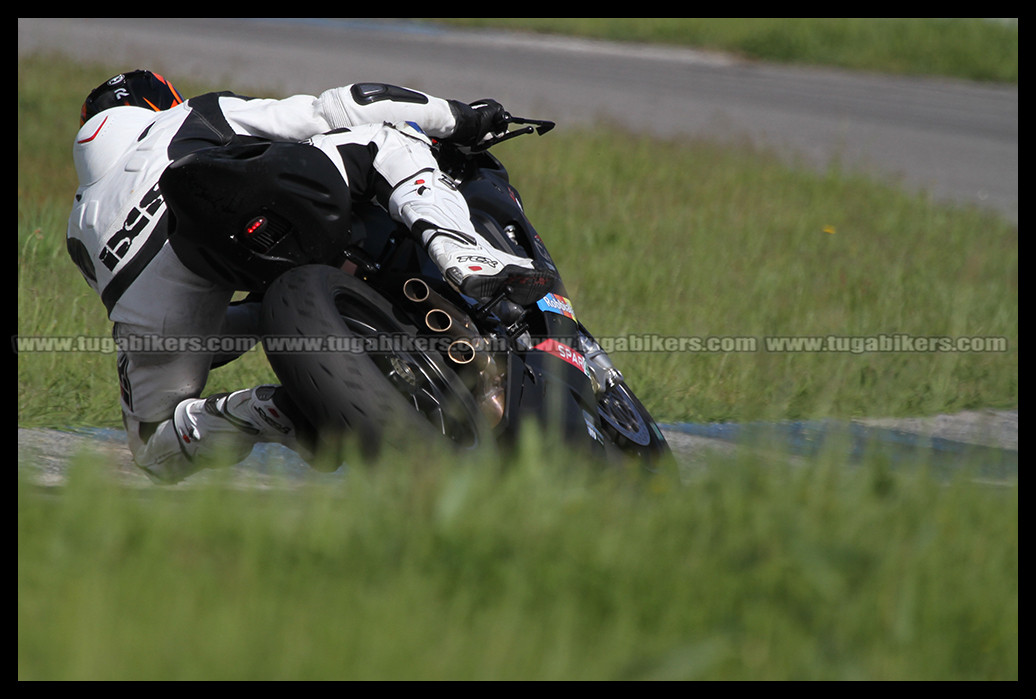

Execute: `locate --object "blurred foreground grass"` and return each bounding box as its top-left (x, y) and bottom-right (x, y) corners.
top-left (18, 437), bottom-right (1018, 680)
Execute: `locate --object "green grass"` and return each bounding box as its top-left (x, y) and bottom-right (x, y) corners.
top-left (423, 18), bottom-right (1019, 83)
top-left (16, 55), bottom-right (1017, 428)
top-left (18, 441), bottom-right (1018, 680)
top-left (500, 132), bottom-right (1017, 423)
top-left (17, 46), bottom-right (1017, 681)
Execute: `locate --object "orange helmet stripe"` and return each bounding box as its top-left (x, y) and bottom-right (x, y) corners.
top-left (152, 72), bottom-right (184, 105)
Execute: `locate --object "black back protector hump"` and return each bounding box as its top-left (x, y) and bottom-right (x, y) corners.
top-left (161, 138), bottom-right (353, 291)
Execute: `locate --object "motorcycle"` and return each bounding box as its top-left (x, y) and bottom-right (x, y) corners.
top-left (161, 114), bottom-right (672, 468)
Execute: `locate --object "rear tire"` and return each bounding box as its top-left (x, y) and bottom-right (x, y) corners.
top-left (260, 265), bottom-right (492, 458)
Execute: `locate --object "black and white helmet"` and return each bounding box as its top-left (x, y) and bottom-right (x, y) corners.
top-left (80, 69), bottom-right (184, 126)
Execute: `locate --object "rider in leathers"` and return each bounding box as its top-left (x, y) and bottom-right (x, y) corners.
top-left (67, 70), bottom-right (557, 484)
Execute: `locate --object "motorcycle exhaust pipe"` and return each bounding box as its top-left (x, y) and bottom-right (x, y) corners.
top-left (403, 277), bottom-right (506, 427)
top-left (447, 339), bottom-right (477, 365)
top-left (402, 277), bottom-right (431, 304)
top-left (449, 340), bottom-right (505, 425)
top-left (405, 278), bottom-right (455, 335)
top-left (425, 308), bottom-right (454, 334)
top-left (446, 338), bottom-right (496, 372)
top-left (405, 278), bottom-right (479, 338)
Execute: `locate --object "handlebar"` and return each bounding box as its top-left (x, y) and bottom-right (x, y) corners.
top-left (471, 114), bottom-right (556, 152)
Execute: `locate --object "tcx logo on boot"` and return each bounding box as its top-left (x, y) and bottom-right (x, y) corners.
top-left (456, 255), bottom-right (499, 270)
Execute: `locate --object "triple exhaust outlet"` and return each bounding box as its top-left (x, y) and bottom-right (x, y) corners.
top-left (402, 278), bottom-right (505, 426)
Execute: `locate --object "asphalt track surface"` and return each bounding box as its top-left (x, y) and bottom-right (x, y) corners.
top-left (18, 18), bottom-right (1018, 480)
top-left (19, 17), bottom-right (1017, 221)
top-left (16, 406), bottom-right (1020, 489)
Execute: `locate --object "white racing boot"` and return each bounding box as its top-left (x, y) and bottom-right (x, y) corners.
top-left (132, 385), bottom-right (312, 484)
top-left (375, 122), bottom-right (557, 306)
top-left (421, 227), bottom-right (558, 306)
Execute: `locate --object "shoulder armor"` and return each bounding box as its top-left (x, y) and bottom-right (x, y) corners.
top-left (72, 106), bottom-right (161, 185)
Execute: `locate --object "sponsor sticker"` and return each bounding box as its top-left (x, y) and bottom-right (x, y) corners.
top-left (536, 293), bottom-right (577, 321)
top-left (534, 338), bottom-right (588, 376)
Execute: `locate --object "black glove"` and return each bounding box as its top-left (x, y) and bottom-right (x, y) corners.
top-left (447, 98), bottom-right (507, 146)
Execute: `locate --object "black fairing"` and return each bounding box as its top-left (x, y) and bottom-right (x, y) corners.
top-left (502, 351), bottom-right (605, 448)
top-left (162, 139), bottom-right (353, 291)
top-left (458, 156), bottom-right (581, 342)
top-left (456, 152), bottom-right (557, 265)
top-left (443, 151), bottom-right (601, 444)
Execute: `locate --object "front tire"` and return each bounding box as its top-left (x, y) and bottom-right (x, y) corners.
top-left (598, 380), bottom-right (674, 471)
